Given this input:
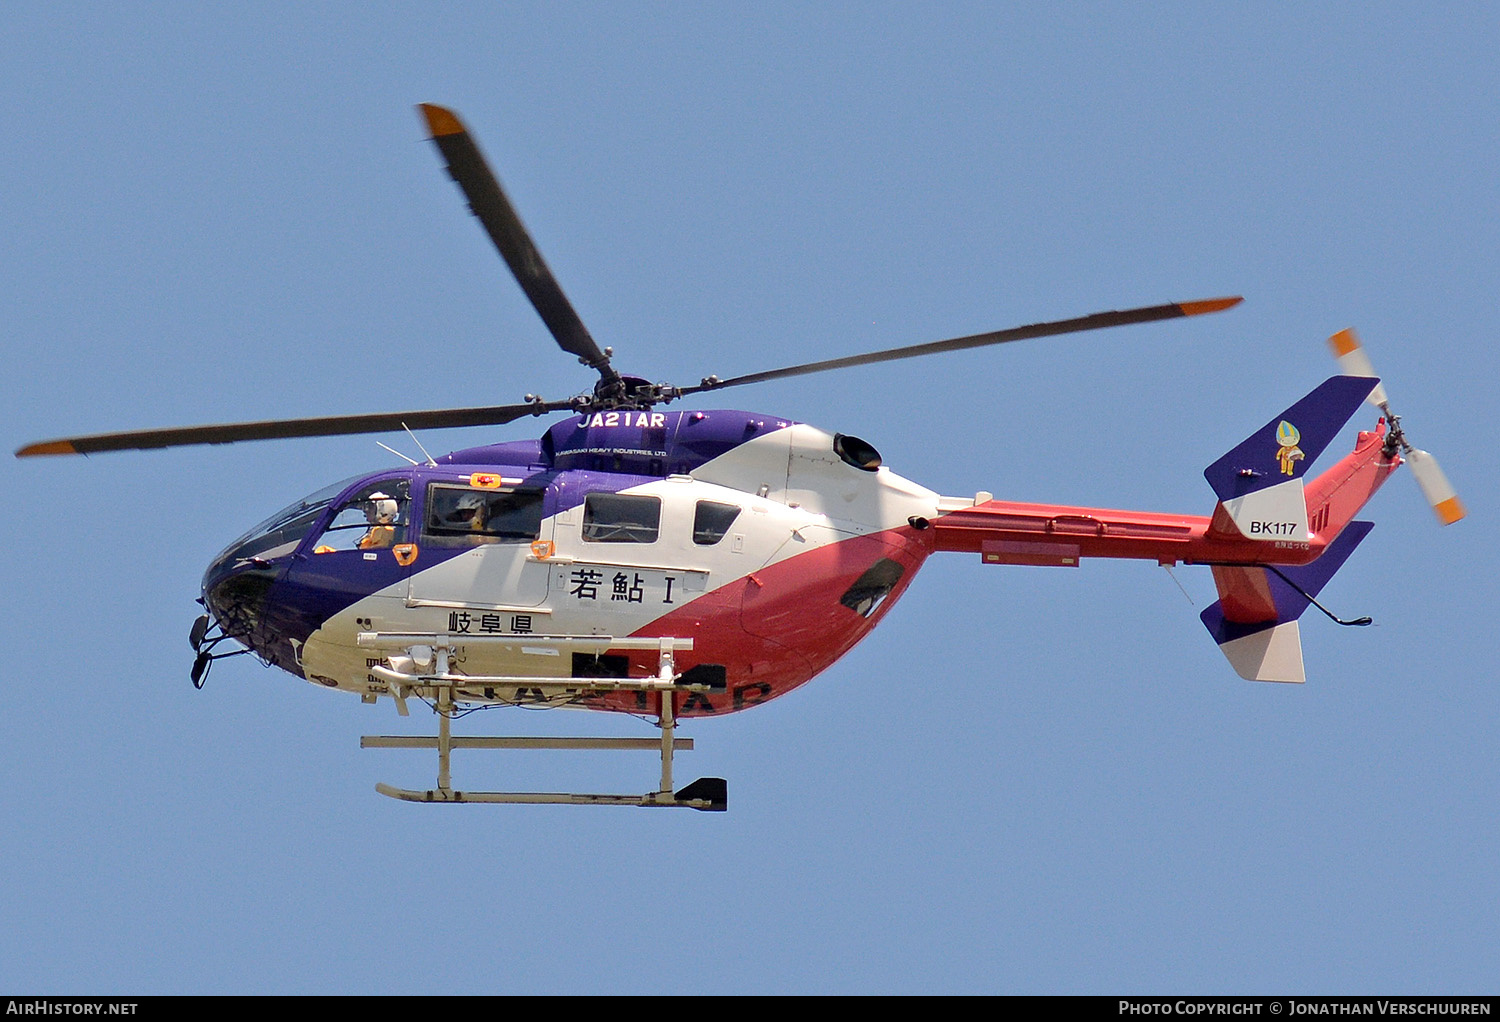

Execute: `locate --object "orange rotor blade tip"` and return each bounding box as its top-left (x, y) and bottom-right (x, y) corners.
top-left (1328, 328), bottom-right (1361, 357)
top-left (418, 103), bottom-right (465, 137)
top-left (1435, 495), bottom-right (1467, 525)
top-left (1179, 296), bottom-right (1244, 316)
top-left (15, 439), bottom-right (78, 458)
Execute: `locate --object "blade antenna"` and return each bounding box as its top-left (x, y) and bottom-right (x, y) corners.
top-left (401, 423), bottom-right (438, 467)
top-left (1161, 564), bottom-right (1195, 606)
top-left (375, 441), bottom-right (421, 466)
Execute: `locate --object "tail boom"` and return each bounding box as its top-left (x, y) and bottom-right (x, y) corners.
top-left (933, 416), bottom-right (1399, 570)
top-left (932, 499), bottom-right (1285, 567)
top-left (1302, 421), bottom-right (1401, 541)
top-left (933, 496), bottom-right (1344, 570)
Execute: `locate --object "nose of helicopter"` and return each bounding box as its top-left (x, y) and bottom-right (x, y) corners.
top-left (197, 476), bottom-right (354, 663)
top-left (201, 555), bottom-right (285, 650)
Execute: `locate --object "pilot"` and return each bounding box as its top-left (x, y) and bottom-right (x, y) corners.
top-left (357, 492), bottom-right (399, 549)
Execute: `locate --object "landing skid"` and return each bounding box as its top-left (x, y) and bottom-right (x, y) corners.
top-left (372, 778), bottom-right (727, 809)
top-left (356, 633), bottom-right (727, 811)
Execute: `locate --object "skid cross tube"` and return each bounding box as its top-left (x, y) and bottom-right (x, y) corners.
top-left (359, 633), bottom-right (726, 810)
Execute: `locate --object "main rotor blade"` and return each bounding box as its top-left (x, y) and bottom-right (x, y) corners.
top-left (15, 400), bottom-right (575, 458)
top-left (679, 296), bottom-right (1242, 395)
top-left (419, 104), bottom-right (618, 386)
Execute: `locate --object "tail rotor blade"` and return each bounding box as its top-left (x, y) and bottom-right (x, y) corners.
top-left (1327, 329), bottom-right (1390, 407)
top-left (1406, 448), bottom-right (1466, 525)
top-left (1327, 328), bottom-right (1465, 526)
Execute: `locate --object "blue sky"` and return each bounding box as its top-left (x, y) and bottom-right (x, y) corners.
top-left (3, 4), bottom-right (1497, 994)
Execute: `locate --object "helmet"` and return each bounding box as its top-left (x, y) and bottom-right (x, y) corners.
top-left (455, 492), bottom-right (487, 521)
top-left (365, 492), bottom-right (398, 525)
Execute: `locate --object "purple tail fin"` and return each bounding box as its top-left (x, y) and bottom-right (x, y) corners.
top-left (1203, 375), bottom-right (1379, 546)
top-left (1204, 376), bottom-right (1378, 502)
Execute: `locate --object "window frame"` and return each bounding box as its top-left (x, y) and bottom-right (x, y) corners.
top-left (692, 499), bottom-right (742, 546)
top-left (581, 492), bottom-right (662, 544)
top-left (309, 478), bottom-right (412, 554)
top-left (423, 482), bottom-right (547, 546)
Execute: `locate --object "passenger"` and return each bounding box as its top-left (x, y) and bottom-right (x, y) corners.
top-left (468, 496), bottom-right (498, 544)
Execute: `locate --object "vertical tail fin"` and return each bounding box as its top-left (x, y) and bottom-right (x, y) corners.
top-left (1202, 375), bottom-right (1380, 543)
top-left (1200, 521), bottom-right (1374, 682)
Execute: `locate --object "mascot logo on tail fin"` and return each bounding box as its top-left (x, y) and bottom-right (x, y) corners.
top-left (1276, 420), bottom-right (1304, 476)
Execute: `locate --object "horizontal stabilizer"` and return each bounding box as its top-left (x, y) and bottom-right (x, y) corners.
top-left (1201, 520), bottom-right (1374, 682)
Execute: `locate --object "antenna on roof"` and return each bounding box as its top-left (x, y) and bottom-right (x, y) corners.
top-left (401, 423), bottom-right (439, 467)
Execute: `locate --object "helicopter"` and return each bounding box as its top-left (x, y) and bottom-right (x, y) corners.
top-left (16, 104), bottom-right (1465, 811)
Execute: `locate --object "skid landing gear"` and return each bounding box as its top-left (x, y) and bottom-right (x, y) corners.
top-left (357, 633), bottom-right (727, 811)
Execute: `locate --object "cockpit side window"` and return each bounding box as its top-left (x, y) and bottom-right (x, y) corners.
top-left (312, 479), bottom-right (412, 554)
top-left (208, 474), bottom-right (366, 571)
top-left (424, 484), bottom-right (545, 546)
top-left (228, 503), bottom-right (327, 564)
top-left (693, 500), bottom-right (741, 545)
top-left (582, 493), bottom-right (661, 543)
